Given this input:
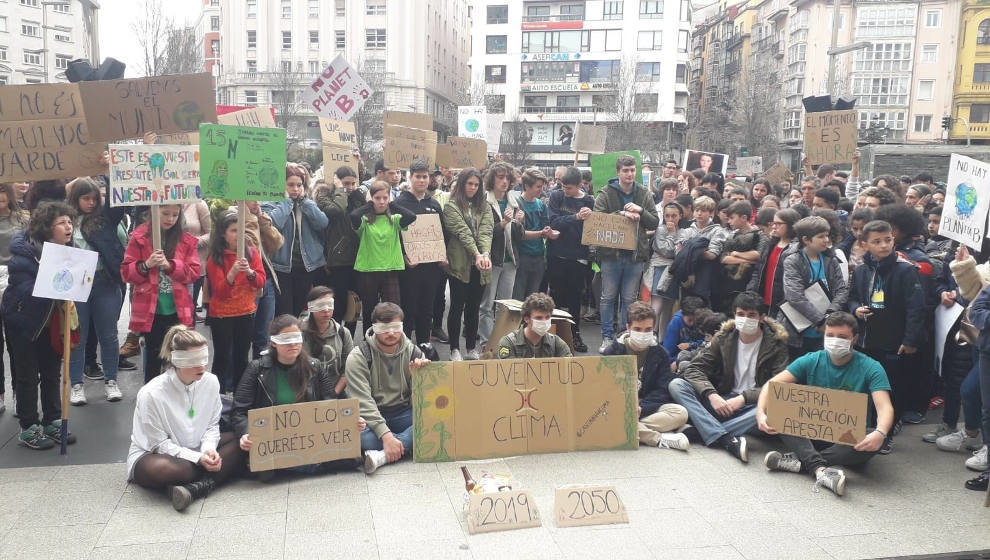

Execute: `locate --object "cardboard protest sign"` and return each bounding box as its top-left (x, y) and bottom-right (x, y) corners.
top-left (400, 213), bottom-right (446, 265)
top-left (765, 381), bottom-right (867, 446)
top-left (735, 156), bottom-right (763, 176)
top-left (247, 398), bottom-right (361, 471)
top-left (32, 243), bottom-right (98, 303)
top-left (554, 486), bottom-right (628, 528)
top-left (489, 300), bottom-right (575, 354)
top-left (0, 83), bottom-right (105, 182)
top-left (301, 55), bottom-right (372, 121)
top-left (322, 143), bottom-right (358, 180)
top-left (385, 131), bottom-right (437, 170)
top-left (572, 123), bottom-right (607, 154)
top-left (217, 104), bottom-right (277, 121)
top-left (942, 154), bottom-right (990, 250)
top-left (466, 489), bottom-right (541, 534)
top-left (581, 212), bottom-right (637, 251)
top-left (412, 356), bottom-right (638, 462)
top-left (156, 132), bottom-right (199, 145)
top-left (436, 137), bottom-right (488, 170)
top-left (590, 151), bottom-right (643, 194)
top-left (108, 144), bottom-right (201, 206)
top-left (458, 106), bottom-right (487, 140)
top-left (319, 118), bottom-right (357, 146)
top-left (199, 124), bottom-right (287, 200)
top-left (763, 162), bottom-right (792, 186)
top-left (486, 117), bottom-right (503, 154)
top-left (803, 109), bottom-right (857, 165)
top-left (384, 124), bottom-right (437, 143)
top-left (384, 110), bottom-right (433, 131)
top-left (217, 106), bottom-right (277, 128)
top-left (79, 73), bottom-right (217, 142)
top-left (683, 149), bottom-right (728, 175)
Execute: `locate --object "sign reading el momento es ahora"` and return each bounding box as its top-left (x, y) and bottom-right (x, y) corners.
top-left (803, 109), bottom-right (857, 166)
top-left (412, 356), bottom-right (638, 462)
top-left (108, 144), bottom-right (201, 206)
top-left (199, 124), bottom-right (287, 201)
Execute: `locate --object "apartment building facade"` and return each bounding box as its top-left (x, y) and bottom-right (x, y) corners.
top-left (0, 0), bottom-right (100, 85)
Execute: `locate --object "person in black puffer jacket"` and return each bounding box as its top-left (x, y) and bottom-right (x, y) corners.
top-left (547, 167), bottom-right (595, 353)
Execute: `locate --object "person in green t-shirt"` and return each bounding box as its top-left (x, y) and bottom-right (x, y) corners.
top-left (756, 311), bottom-right (894, 497)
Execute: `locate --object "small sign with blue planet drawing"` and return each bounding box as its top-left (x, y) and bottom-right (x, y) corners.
top-left (941, 153), bottom-right (990, 250)
top-left (32, 243), bottom-right (99, 303)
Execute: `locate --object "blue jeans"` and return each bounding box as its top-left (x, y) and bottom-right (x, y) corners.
top-left (977, 349), bottom-right (990, 445)
top-left (359, 406), bottom-right (414, 456)
top-left (600, 256), bottom-right (643, 339)
top-left (252, 277), bottom-right (277, 359)
top-left (959, 364), bottom-right (984, 431)
top-left (70, 276), bottom-right (122, 384)
top-left (668, 378), bottom-right (757, 446)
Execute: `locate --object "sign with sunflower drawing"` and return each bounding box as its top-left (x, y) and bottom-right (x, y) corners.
top-left (412, 356), bottom-right (638, 462)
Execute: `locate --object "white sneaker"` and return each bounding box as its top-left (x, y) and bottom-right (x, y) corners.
top-left (936, 429), bottom-right (982, 452)
top-left (658, 432), bottom-right (690, 451)
top-left (965, 445), bottom-right (989, 471)
top-left (450, 349), bottom-right (463, 362)
top-left (105, 380), bottom-right (123, 402)
top-left (363, 450), bottom-right (387, 474)
top-left (922, 422), bottom-right (955, 443)
top-left (70, 384), bottom-right (87, 406)
top-left (814, 467), bottom-right (846, 496)
top-left (598, 337), bottom-right (614, 354)
top-left (465, 349), bottom-right (480, 360)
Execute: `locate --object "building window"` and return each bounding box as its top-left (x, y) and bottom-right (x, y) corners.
top-left (484, 94), bottom-right (505, 113)
top-left (22, 23), bottom-right (40, 37)
top-left (335, 0), bottom-right (346, 16)
top-left (678, 30), bottom-right (689, 53)
top-left (640, 0), bottom-right (663, 19)
top-left (365, 59), bottom-right (385, 73)
top-left (23, 51), bottom-right (41, 65)
top-left (680, 0), bottom-right (690, 22)
top-left (487, 5), bottom-right (508, 24)
top-left (281, 60), bottom-right (292, 72)
top-left (245, 90), bottom-right (258, 104)
top-left (972, 104), bottom-right (990, 123)
top-left (210, 16), bottom-right (219, 31)
top-left (560, 4), bottom-right (584, 20)
top-left (592, 94), bottom-right (616, 106)
top-left (54, 54), bottom-right (71, 69)
top-left (557, 95), bottom-right (579, 107)
top-left (486, 35), bottom-right (507, 54)
top-left (638, 31), bottom-right (662, 50)
top-left (0, 17), bottom-right (6, 33)
top-left (247, 0), bottom-right (257, 18)
top-left (308, 0), bottom-right (319, 17)
top-left (676, 63), bottom-right (687, 84)
top-left (852, 77), bottom-right (909, 106)
top-left (604, 1), bottom-right (623, 20)
top-left (858, 111), bottom-right (906, 135)
top-left (0, 76), bottom-right (7, 85)
top-left (247, 30), bottom-right (257, 49)
top-left (335, 30), bottom-right (345, 49)
top-left (54, 31), bottom-right (71, 42)
top-left (20, 0), bottom-right (39, 7)
top-left (854, 42), bottom-right (912, 72)
top-left (485, 65), bottom-right (505, 83)
top-left (914, 115), bottom-right (932, 132)
top-left (0, 47), bottom-right (7, 61)
top-left (636, 61), bottom-right (661, 81)
top-left (784, 110), bottom-right (802, 130)
top-left (281, 0), bottom-right (291, 18)
top-left (211, 39), bottom-right (219, 56)
top-left (920, 44), bottom-right (937, 63)
top-left (309, 61), bottom-right (321, 73)
top-left (634, 93), bottom-right (658, 112)
top-left (855, 6), bottom-right (916, 38)
top-left (975, 63), bottom-right (990, 83)
top-left (366, 1), bottom-right (386, 16)
top-left (366, 29), bottom-right (386, 48)
top-left (282, 31), bottom-right (292, 49)
top-left (310, 30), bottom-right (319, 46)
top-left (979, 20), bottom-right (990, 45)
top-left (917, 79), bottom-right (934, 100)
top-left (52, 3), bottom-right (69, 13)
top-left (524, 95), bottom-right (547, 108)
top-left (526, 6), bottom-right (550, 22)
top-left (246, 60), bottom-right (257, 73)
top-left (925, 9), bottom-right (941, 28)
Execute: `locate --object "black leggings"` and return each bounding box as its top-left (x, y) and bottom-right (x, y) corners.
top-left (9, 330), bottom-right (61, 430)
top-left (143, 313), bottom-right (181, 383)
top-left (276, 268), bottom-right (314, 317)
top-left (326, 265), bottom-right (358, 334)
top-left (400, 264), bottom-right (443, 344)
top-left (209, 313), bottom-right (255, 393)
top-left (357, 271), bottom-right (400, 331)
top-left (132, 432), bottom-right (242, 489)
top-left (547, 257), bottom-right (587, 333)
top-left (447, 268), bottom-right (483, 352)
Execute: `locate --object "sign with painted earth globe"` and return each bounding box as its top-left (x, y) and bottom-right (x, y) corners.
top-left (955, 181), bottom-right (978, 218)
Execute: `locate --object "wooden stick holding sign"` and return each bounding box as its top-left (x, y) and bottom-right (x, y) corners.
top-left (150, 209), bottom-right (162, 251)
top-left (237, 201), bottom-right (247, 258)
top-left (60, 302), bottom-right (72, 455)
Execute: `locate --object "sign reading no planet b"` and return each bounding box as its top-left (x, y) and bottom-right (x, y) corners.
top-left (301, 55), bottom-right (372, 122)
top-left (108, 144), bottom-right (201, 206)
top-left (938, 154), bottom-right (990, 250)
top-left (199, 124), bottom-right (287, 201)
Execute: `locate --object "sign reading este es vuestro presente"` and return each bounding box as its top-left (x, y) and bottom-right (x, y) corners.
top-left (108, 144), bottom-right (201, 206)
top-left (581, 212), bottom-right (638, 251)
top-left (199, 124), bottom-right (287, 201)
top-left (803, 109), bottom-right (857, 166)
top-left (247, 398), bottom-right (361, 472)
top-left (400, 213), bottom-right (447, 265)
top-left (412, 356), bottom-right (638, 462)
top-left (765, 381), bottom-right (867, 446)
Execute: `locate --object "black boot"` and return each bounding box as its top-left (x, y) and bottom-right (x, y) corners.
top-left (169, 476), bottom-right (216, 511)
top-left (572, 329), bottom-right (588, 353)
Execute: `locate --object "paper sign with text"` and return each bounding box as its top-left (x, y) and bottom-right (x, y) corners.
top-left (401, 213), bottom-right (446, 265)
top-left (580, 212), bottom-right (637, 251)
top-left (318, 118), bottom-right (358, 146)
top-left (108, 144), bottom-right (201, 206)
top-left (384, 110), bottom-right (433, 131)
top-left (79, 73), bottom-right (217, 142)
top-left (487, 117), bottom-right (503, 153)
top-left (32, 243), bottom-right (98, 303)
top-left (572, 123), bottom-right (607, 154)
top-left (554, 486), bottom-right (628, 528)
top-left (765, 381), bottom-right (867, 446)
top-left (301, 55), bottom-right (372, 121)
top-left (436, 137), bottom-right (488, 170)
top-left (199, 124), bottom-right (287, 201)
top-left (467, 489), bottom-right (541, 534)
top-left (217, 106), bottom-right (277, 128)
top-left (803, 110), bottom-right (857, 166)
top-left (322, 143), bottom-right (359, 182)
top-left (247, 398), bottom-right (361, 472)
top-left (0, 83), bottom-right (105, 182)
top-left (385, 134), bottom-right (437, 170)
top-left (412, 356), bottom-right (638, 462)
top-left (458, 106), bottom-right (487, 140)
top-left (941, 154), bottom-right (990, 250)
top-left (736, 156), bottom-right (763, 176)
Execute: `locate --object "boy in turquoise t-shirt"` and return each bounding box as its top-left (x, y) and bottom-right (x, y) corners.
top-left (512, 168), bottom-right (558, 300)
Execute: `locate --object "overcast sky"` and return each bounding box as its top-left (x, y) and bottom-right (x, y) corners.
top-left (99, 0), bottom-right (203, 78)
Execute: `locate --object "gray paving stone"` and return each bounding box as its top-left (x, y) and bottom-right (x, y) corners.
top-left (378, 538), bottom-right (473, 560)
top-left (0, 480), bottom-right (49, 515)
top-left (725, 530), bottom-right (835, 560)
top-left (367, 469), bottom-right (451, 509)
top-left (0, 523), bottom-right (103, 560)
top-left (283, 530), bottom-right (379, 560)
top-left (286, 491), bottom-right (373, 535)
top-left (372, 503), bottom-right (465, 544)
top-left (199, 478), bottom-right (288, 518)
top-left (32, 488), bottom-right (121, 526)
top-left (50, 463), bottom-right (129, 494)
top-left (814, 532), bottom-right (934, 560)
top-left (654, 545), bottom-right (746, 560)
top-left (0, 465), bottom-right (60, 485)
top-left (287, 469), bottom-right (368, 496)
top-left (117, 483), bottom-right (172, 509)
top-left (463, 525), bottom-right (564, 560)
top-left (627, 507), bottom-right (724, 550)
top-left (87, 541), bottom-right (191, 560)
top-left (97, 504), bottom-right (201, 547)
top-left (187, 512), bottom-right (286, 559)
top-left (551, 526), bottom-right (657, 559)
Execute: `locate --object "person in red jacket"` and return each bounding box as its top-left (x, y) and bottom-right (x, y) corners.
top-left (121, 205), bottom-right (202, 382)
top-left (206, 211), bottom-right (266, 393)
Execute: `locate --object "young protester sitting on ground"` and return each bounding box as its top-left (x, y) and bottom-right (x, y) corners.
top-left (235, 315), bottom-right (363, 477)
top-left (301, 286), bottom-right (354, 398)
top-left (128, 325), bottom-right (242, 511)
top-left (661, 296), bottom-right (707, 364)
top-left (602, 302), bottom-right (690, 450)
top-left (757, 312), bottom-right (893, 497)
top-left (669, 291), bottom-right (789, 463)
top-left (497, 292), bottom-right (572, 359)
top-left (346, 302), bottom-right (430, 474)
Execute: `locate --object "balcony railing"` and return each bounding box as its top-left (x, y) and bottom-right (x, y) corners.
top-left (521, 105), bottom-right (600, 114)
top-left (521, 14), bottom-right (585, 23)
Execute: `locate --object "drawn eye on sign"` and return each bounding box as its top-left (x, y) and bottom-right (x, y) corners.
top-left (253, 418), bottom-right (267, 428)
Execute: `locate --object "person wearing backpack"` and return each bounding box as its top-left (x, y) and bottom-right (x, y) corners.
top-left (345, 302), bottom-right (431, 474)
top-left (301, 286), bottom-right (353, 398)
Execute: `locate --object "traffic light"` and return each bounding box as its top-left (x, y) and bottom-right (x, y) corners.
top-left (942, 116), bottom-right (953, 130)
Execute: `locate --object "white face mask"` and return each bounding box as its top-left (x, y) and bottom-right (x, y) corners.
top-left (530, 319), bottom-right (552, 337)
top-left (735, 316), bottom-right (760, 336)
top-left (628, 331), bottom-right (657, 348)
top-left (823, 336), bottom-right (853, 360)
